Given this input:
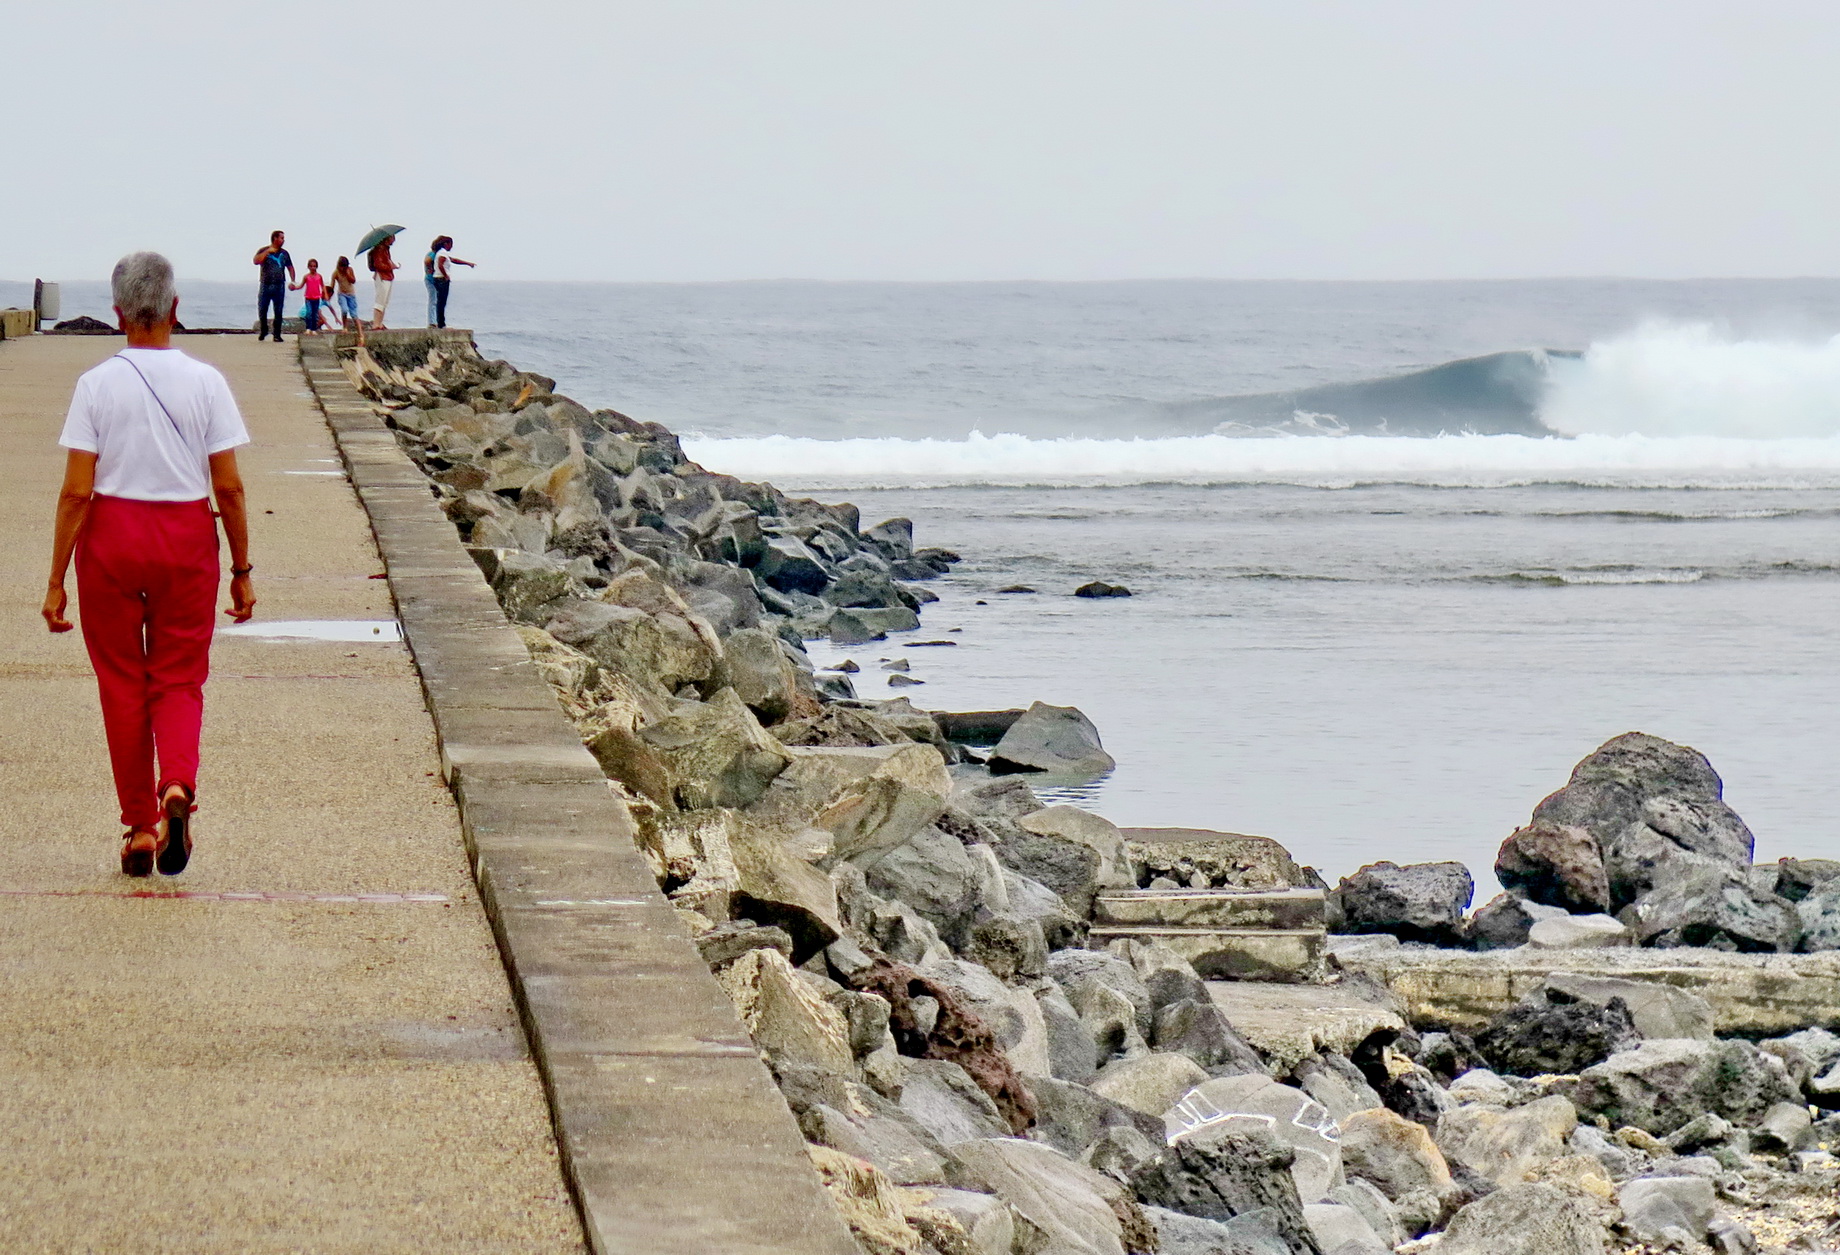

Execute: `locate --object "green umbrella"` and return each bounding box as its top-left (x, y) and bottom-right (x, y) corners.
top-left (356, 224), bottom-right (405, 254)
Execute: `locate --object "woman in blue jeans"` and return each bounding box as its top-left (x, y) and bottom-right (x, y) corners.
top-left (423, 236), bottom-right (475, 328)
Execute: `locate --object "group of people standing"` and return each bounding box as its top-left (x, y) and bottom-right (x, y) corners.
top-left (251, 229), bottom-right (475, 340)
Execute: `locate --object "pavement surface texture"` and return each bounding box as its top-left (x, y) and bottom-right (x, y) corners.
top-left (0, 333), bottom-right (585, 1253)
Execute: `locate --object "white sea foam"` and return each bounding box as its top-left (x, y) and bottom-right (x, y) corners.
top-left (1543, 323), bottom-right (1840, 438)
top-left (681, 429), bottom-right (1840, 491)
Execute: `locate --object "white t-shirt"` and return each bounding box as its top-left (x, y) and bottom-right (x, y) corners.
top-left (59, 348), bottom-right (251, 501)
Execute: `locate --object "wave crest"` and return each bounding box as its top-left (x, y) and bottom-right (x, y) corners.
top-left (682, 429), bottom-right (1840, 490)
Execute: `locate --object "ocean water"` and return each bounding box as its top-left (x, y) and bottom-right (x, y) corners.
top-left (15, 275), bottom-right (1840, 891)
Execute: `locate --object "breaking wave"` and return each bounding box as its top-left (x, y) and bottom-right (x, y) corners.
top-left (683, 430), bottom-right (1840, 491)
top-left (1544, 324), bottom-right (1840, 438)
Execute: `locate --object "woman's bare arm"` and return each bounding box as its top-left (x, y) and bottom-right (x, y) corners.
top-left (210, 450), bottom-right (256, 622)
top-left (42, 451), bottom-right (97, 632)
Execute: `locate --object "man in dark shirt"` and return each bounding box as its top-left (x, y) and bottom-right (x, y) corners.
top-left (252, 230), bottom-right (295, 342)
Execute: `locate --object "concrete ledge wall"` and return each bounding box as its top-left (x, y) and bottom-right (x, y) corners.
top-left (1343, 945), bottom-right (1840, 1036)
top-left (297, 338), bottom-right (858, 1255)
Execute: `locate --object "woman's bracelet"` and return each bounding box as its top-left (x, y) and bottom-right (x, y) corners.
top-left (231, 564), bottom-right (254, 576)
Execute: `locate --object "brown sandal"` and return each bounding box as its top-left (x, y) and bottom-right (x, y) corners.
top-left (120, 826), bottom-right (159, 877)
top-left (157, 783), bottom-right (195, 876)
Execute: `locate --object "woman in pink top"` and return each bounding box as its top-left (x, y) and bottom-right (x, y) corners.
top-left (42, 252), bottom-right (258, 876)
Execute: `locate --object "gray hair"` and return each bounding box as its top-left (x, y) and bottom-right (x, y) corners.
top-left (111, 252), bottom-right (176, 327)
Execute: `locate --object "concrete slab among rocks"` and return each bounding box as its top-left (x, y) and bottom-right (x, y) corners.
top-left (1336, 944), bottom-right (1840, 1035)
top-left (1203, 978), bottom-right (1406, 1071)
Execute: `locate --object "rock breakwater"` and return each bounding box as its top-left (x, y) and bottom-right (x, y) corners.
top-left (339, 337), bottom-right (1837, 1255)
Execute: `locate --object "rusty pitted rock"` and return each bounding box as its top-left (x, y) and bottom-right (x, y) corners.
top-left (1494, 820), bottom-right (1610, 914)
top-left (848, 960), bottom-right (1037, 1135)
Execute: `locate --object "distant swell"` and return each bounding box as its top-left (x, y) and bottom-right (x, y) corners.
top-left (1471, 568), bottom-right (1706, 587)
top-left (683, 430), bottom-right (1840, 491)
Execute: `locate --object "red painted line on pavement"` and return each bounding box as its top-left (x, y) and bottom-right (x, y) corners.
top-left (0, 887), bottom-right (450, 904)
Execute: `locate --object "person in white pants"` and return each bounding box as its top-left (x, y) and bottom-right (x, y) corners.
top-left (367, 234), bottom-right (399, 329)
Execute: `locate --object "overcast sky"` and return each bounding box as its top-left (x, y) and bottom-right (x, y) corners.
top-left (7, 1), bottom-right (1839, 283)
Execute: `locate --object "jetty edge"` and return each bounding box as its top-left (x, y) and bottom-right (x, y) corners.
top-left (311, 328), bottom-right (1840, 1255)
top-left (299, 333), bottom-right (858, 1255)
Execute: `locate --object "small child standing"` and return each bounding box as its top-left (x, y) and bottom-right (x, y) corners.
top-left (292, 259), bottom-right (328, 334)
top-left (331, 257), bottom-right (359, 329)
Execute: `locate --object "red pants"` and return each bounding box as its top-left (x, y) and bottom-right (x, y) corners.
top-left (76, 496), bottom-right (219, 828)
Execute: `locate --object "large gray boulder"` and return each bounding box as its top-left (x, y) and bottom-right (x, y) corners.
top-left (489, 549), bottom-right (575, 621)
top-left (907, 1187), bottom-right (1014, 1255)
top-left (1337, 1107), bottom-right (1454, 1204)
top-left (1541, 974), bottom-right (1714, 1040)
top-left (1145, 1206), bottom-right (1295, 1255)
top-left (1090, 1051), bottom-right (1209, 1120)
top-left (1332, 861), bottom-right (1474, 944)
top-left (1153, 998), bottom-right (1266, 1074)
top-left (1302, 1203), bottom-right (1388, 1255)
top-left (946, 1137), bottom-right (1146, 1255)
top-left (988, 702), bottom-right (1116, 775)
top-left (1622, 860), bottom-right (1794, 952)
top-left (708, 626), bottom-right (796, 722)
top-left (753, 533), bottom-right (832, 595)
top-left (1774, 857), bottom-right (1840, 902)
top-left (1326, 1181), bottom-right (1401, 1250)
top-left (1528, 913), bottom-right (1631, 949)
top-left (1036, 984), bottom-right (1099, 1085)
top-left (898, 1058), bottom-right (1011, 1147)
top-left (1048, 949), bottom-right (1154, 1042)
top-left (800, 1100), bottom-right (948, 1185)
top-left (855, 824), bottom-right (981, 942)
top-left (1763, 1026), bottom-right (1840, 1078)
top-left (1752, 1099), bottom-right (1815, 1152)
top-left (1463, 893), bottom-right (1569, 950)
top-left (917, 957), bottom-right (1053, 1079)
top-left (1797, 876), bottom-right (1840, 951)
top-left (1568, 1038), bottom-right (1799, 1136)
top-left (1027, 1075), bottom-right (1166, 1162)
top-left (1016, 806), bottom-right (1135, 889)
top-left (1128, 1124), bottom-right (1319, 1255)
top-left (1531, 733), bottom-right (1753, 911)
top-left (1292, 1055), bottom-right (1384, 1123)
top-left (591, 687), bottom-right (791, 810)
top-left (1436, 1182), bottom-right (1608, 1255)
top-left (1165, 1074), bottom-right (1343, 1205)
top-left (1617, 1176), bottom-right (1715, 1248)
top-left (993, 806), bottom-right (1132, 913)
top-left (1433, 1095), bottom-right (1577, 1187)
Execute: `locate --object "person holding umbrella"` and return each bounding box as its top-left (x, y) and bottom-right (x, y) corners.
top-left (360, 225), bottom-right (404, 329)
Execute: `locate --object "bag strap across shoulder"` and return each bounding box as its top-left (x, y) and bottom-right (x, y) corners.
top-left (112, 353), bottom-right (192, 449)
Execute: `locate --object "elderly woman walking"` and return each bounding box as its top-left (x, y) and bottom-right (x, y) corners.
top-left (42, 253), bottom-right (257, 876)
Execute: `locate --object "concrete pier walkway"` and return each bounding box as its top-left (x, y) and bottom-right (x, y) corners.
top-left (0, 334), bottom-right (585, 1252)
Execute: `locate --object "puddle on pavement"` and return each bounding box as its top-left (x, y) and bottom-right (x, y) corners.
top-left (380, 1020), bottom-right (528, 1062)
top-left (219, 619), bottom-right (403, 642)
